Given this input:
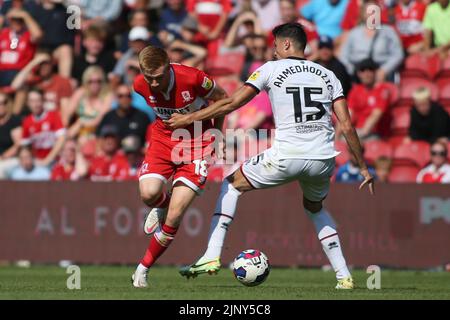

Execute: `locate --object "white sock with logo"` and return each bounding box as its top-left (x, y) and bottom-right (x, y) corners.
top-left (204, 180), bottom-right (242, 260)
top-left (305, 208), bottom-right (351, 280)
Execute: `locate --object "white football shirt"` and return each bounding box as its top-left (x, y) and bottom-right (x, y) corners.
top-left (245, 57), bottom-right (344, 160)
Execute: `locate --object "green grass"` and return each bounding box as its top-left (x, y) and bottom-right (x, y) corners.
top-left (0, 265), bottom-right (449, 300)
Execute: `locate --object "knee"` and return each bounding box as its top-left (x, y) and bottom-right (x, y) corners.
top-left (303, 196), bottom-right (323, 214)
top-left (140, 184), bottom-right (162, 206)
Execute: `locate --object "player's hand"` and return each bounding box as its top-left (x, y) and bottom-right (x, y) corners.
top-left (359, 168), bottom-right (375, 195)
top-left (164, 113), bottom-right (193, 129)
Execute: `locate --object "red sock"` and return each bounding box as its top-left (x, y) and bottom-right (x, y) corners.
top-left (140, 224), bottom-right (178, 268)
top-left (153, 192), bottom-right (171, 208)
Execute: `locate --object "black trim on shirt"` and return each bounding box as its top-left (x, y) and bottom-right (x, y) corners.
top-left (244, 82), bottom-right (261, 94)
top-left (287, 56), bottom-right (307, 61)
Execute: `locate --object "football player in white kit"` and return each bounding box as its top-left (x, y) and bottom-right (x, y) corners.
top-left (165, 23), bottom-right (374, 289)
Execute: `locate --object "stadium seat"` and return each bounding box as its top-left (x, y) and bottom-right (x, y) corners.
top-left (436, 55), bottom-right (450, 78)
top-left (399, 78), bottom-right (439, 103)
top-left (436, 77), bottom-right (450, 103)
top-left (334, 140), bottom-right (350, 166)
top-left (401, 53), bottom-right (442, 80)
top-left (383, 82), bottom-right (400, 105)
top-left (390, 107), bottom-right (411, 136)
top-left (393, 141), bottom-right (431, 168)
top-left (364, 140), bottom-right (393, 164)
top-left (206, 52), bottom-right (245, 77)
top-left (215, 76), bottom-right (242, 96)
top-left (388, 165), bottom-right (420, 183)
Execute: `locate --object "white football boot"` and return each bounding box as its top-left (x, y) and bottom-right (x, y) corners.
top-left (143, 207), bottom-right (168, 236)
top-left (131, 269), bottom-right (148, 288)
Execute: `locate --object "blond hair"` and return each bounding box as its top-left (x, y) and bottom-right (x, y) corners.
top-left (138, 46), bottom-right (169, 72)
top-left (81, 65), bottom-right (110, 98)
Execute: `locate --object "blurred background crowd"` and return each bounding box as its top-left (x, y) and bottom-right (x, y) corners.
top-left (0, 0), bottom-right (449, 184)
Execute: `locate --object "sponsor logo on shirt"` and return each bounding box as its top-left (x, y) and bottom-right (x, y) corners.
top-left (248, 71), bottom-right (260, 81)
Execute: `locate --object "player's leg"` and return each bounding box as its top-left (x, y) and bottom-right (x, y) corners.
top-left (179, 168), bottom-right (252, 277)
top-left (139, 154), bottom-right (173, 236)
top-left (133, 183), bottom-right (197, 288)
top-left (299, 159), bottom-right (353, 289)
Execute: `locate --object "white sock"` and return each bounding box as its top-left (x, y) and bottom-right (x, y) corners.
top-left (204, 180), bottom-right (242, 260)
top-left (136, 263), bottom-right (148, 274)
top-left (306, 208), bottom-right (351, 280)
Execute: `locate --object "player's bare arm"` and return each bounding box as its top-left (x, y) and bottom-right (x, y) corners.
top-left (165, 85), bottom-right (257, 129)
top-left (333, 98), bottom-right (375, 195)
top-left (207, 85), bottom-right (229, 132)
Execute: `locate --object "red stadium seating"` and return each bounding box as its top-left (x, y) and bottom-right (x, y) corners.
top-left (334, 140), bottom-right (350, 166)
top-left (206, 52), bottom-right (245, 77)
top-left (399, 78), bottom-right (439, 103)
top-left (401, 53), bottom-right (442, 80)
top-left (215, 76), bottom-right (242, 96)
top-left (436, 55), bottom-right (450, 78)
top-left (393, 141), bottom-right (431, 167)
top-left (390, 107), bottom-right (411, 136)
top-left (436, 77), bottom-right (450, 103)
top-left (388, 165), bottom-right (420, 183)
top-left (383, 82), bottom-right (400, 105)
top-left (364, 140), bottom-right (393, 164)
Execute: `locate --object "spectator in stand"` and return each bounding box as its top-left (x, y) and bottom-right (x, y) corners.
top-left (21, 88), bottom-right (65, 167)
top-left (186, 0), bottom-right (232, 55)
top-left (26, 0), bottom-right (75, 78)
top-left (336, 145), bottom-right (376, 182)
top-left (279, 0), bottom-right (319, 59)
top-left (337, 59), bottom-right (392, 141)
top-left (239, 34), bottom-right (268, 81)
top-left (0, 8), bottom-right (43, 88)
top-left (251, 0), bottom-right (282, 33)
top-left (119, 9), bottom-right (152, 53)
top-left (11, 52), bottom-right (73, 113)
top-left (158, 0), bottom-right (188, 42)
top-left (113, 135), bottom-right (145, 181)
top-left (71, 25), bottom-right (117, 85)
top-left (394, 0), bottom-right (427, 54)
top-left (0, 0), bottom-right (34, 28)
top-left (64, 66), bottom-right (113, 145)
top-left (340, 0), bottom-right (404, 82)
top-left (301, 0), bottom-right (349, 39)
top-left (69, 0), bottom-right (123, 30)
top-left (111, 26), bottom-right (152, 86)
top-left (166, 38), bottom-right (208, 69)
top-left (9, 146), bottom-right (50, 181)
top-left (97, 84), bottom-right (150, 147)
top-left (227, 90), bottom-right (273, 133)
top-left (374, 156), bottom-right (392, 183)
top-left (88, 125), bottom-right (128, 182)
top-left (315, 35), bottom-right (352, 96)
top-left (0, 92), bottom-right (22, 179)
top-left (417, 141), bottom-right (450, 183)
top-left (50, 139), bottom-right (88, 181)
top-left (423, 0), bottom-right (450, 57)
top-left (406, 87), bottom-right (450, 144)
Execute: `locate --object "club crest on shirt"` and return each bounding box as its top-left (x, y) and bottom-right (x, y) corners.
top-left (182, 90), bottom-right (193, 103)
top-left (202, 77), bottom-right (213, 90)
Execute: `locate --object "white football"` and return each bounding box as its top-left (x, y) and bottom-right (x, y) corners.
top-left (232, 249), bottom-right (270, 286)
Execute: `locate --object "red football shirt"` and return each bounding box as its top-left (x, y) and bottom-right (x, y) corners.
top-left (88, 152), bottom-right (129, 182)
top-left (394, 1), bottom-right (426, 49)
top-left (347, 83), bottom-right (391, 136)
top-left (133, 63), bottom-right (216, 149)
top-left (187, 0), bottom-right (232, 29)
top-left (21, 111), bottom-right (65, 159)
top-left (51, 163), bottom-right (77, 181)
top-left (0, 28), bottom-right (36, 70)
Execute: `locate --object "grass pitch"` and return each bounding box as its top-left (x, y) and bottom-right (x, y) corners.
top-left (0, 265), bottom-right (449, 300)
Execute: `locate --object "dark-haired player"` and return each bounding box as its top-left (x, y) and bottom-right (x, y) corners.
top-left (166, 23), bottom-right (374, 289)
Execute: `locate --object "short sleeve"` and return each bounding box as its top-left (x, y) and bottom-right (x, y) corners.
top-left (195, 69), bottom-right (216, 99)
top-left (52, 112), bottom-right (66, 136)
top-left (330, 72), bottom-right (344, 102)
top-left (244, 62), bottom-right (272, 93)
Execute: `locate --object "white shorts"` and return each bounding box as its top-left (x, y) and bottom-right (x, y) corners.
top-left (240, 148), bottom-right (335, 202)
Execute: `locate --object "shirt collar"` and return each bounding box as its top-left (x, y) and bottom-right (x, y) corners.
top-left (161, 66), bottom-right (175, 101)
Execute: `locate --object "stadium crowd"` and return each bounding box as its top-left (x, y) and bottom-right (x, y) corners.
top-left (0, 0), bottom-right (449, 183)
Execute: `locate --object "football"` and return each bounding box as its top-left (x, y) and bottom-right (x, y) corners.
top-left (232, 249), bottom-right (270, 286)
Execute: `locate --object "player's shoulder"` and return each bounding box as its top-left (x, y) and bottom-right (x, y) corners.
top-left (171, 63), bottom-right (203, 76)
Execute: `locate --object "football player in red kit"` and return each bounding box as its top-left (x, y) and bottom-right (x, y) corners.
top-left (131, 46), bottom-right (227, 287)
